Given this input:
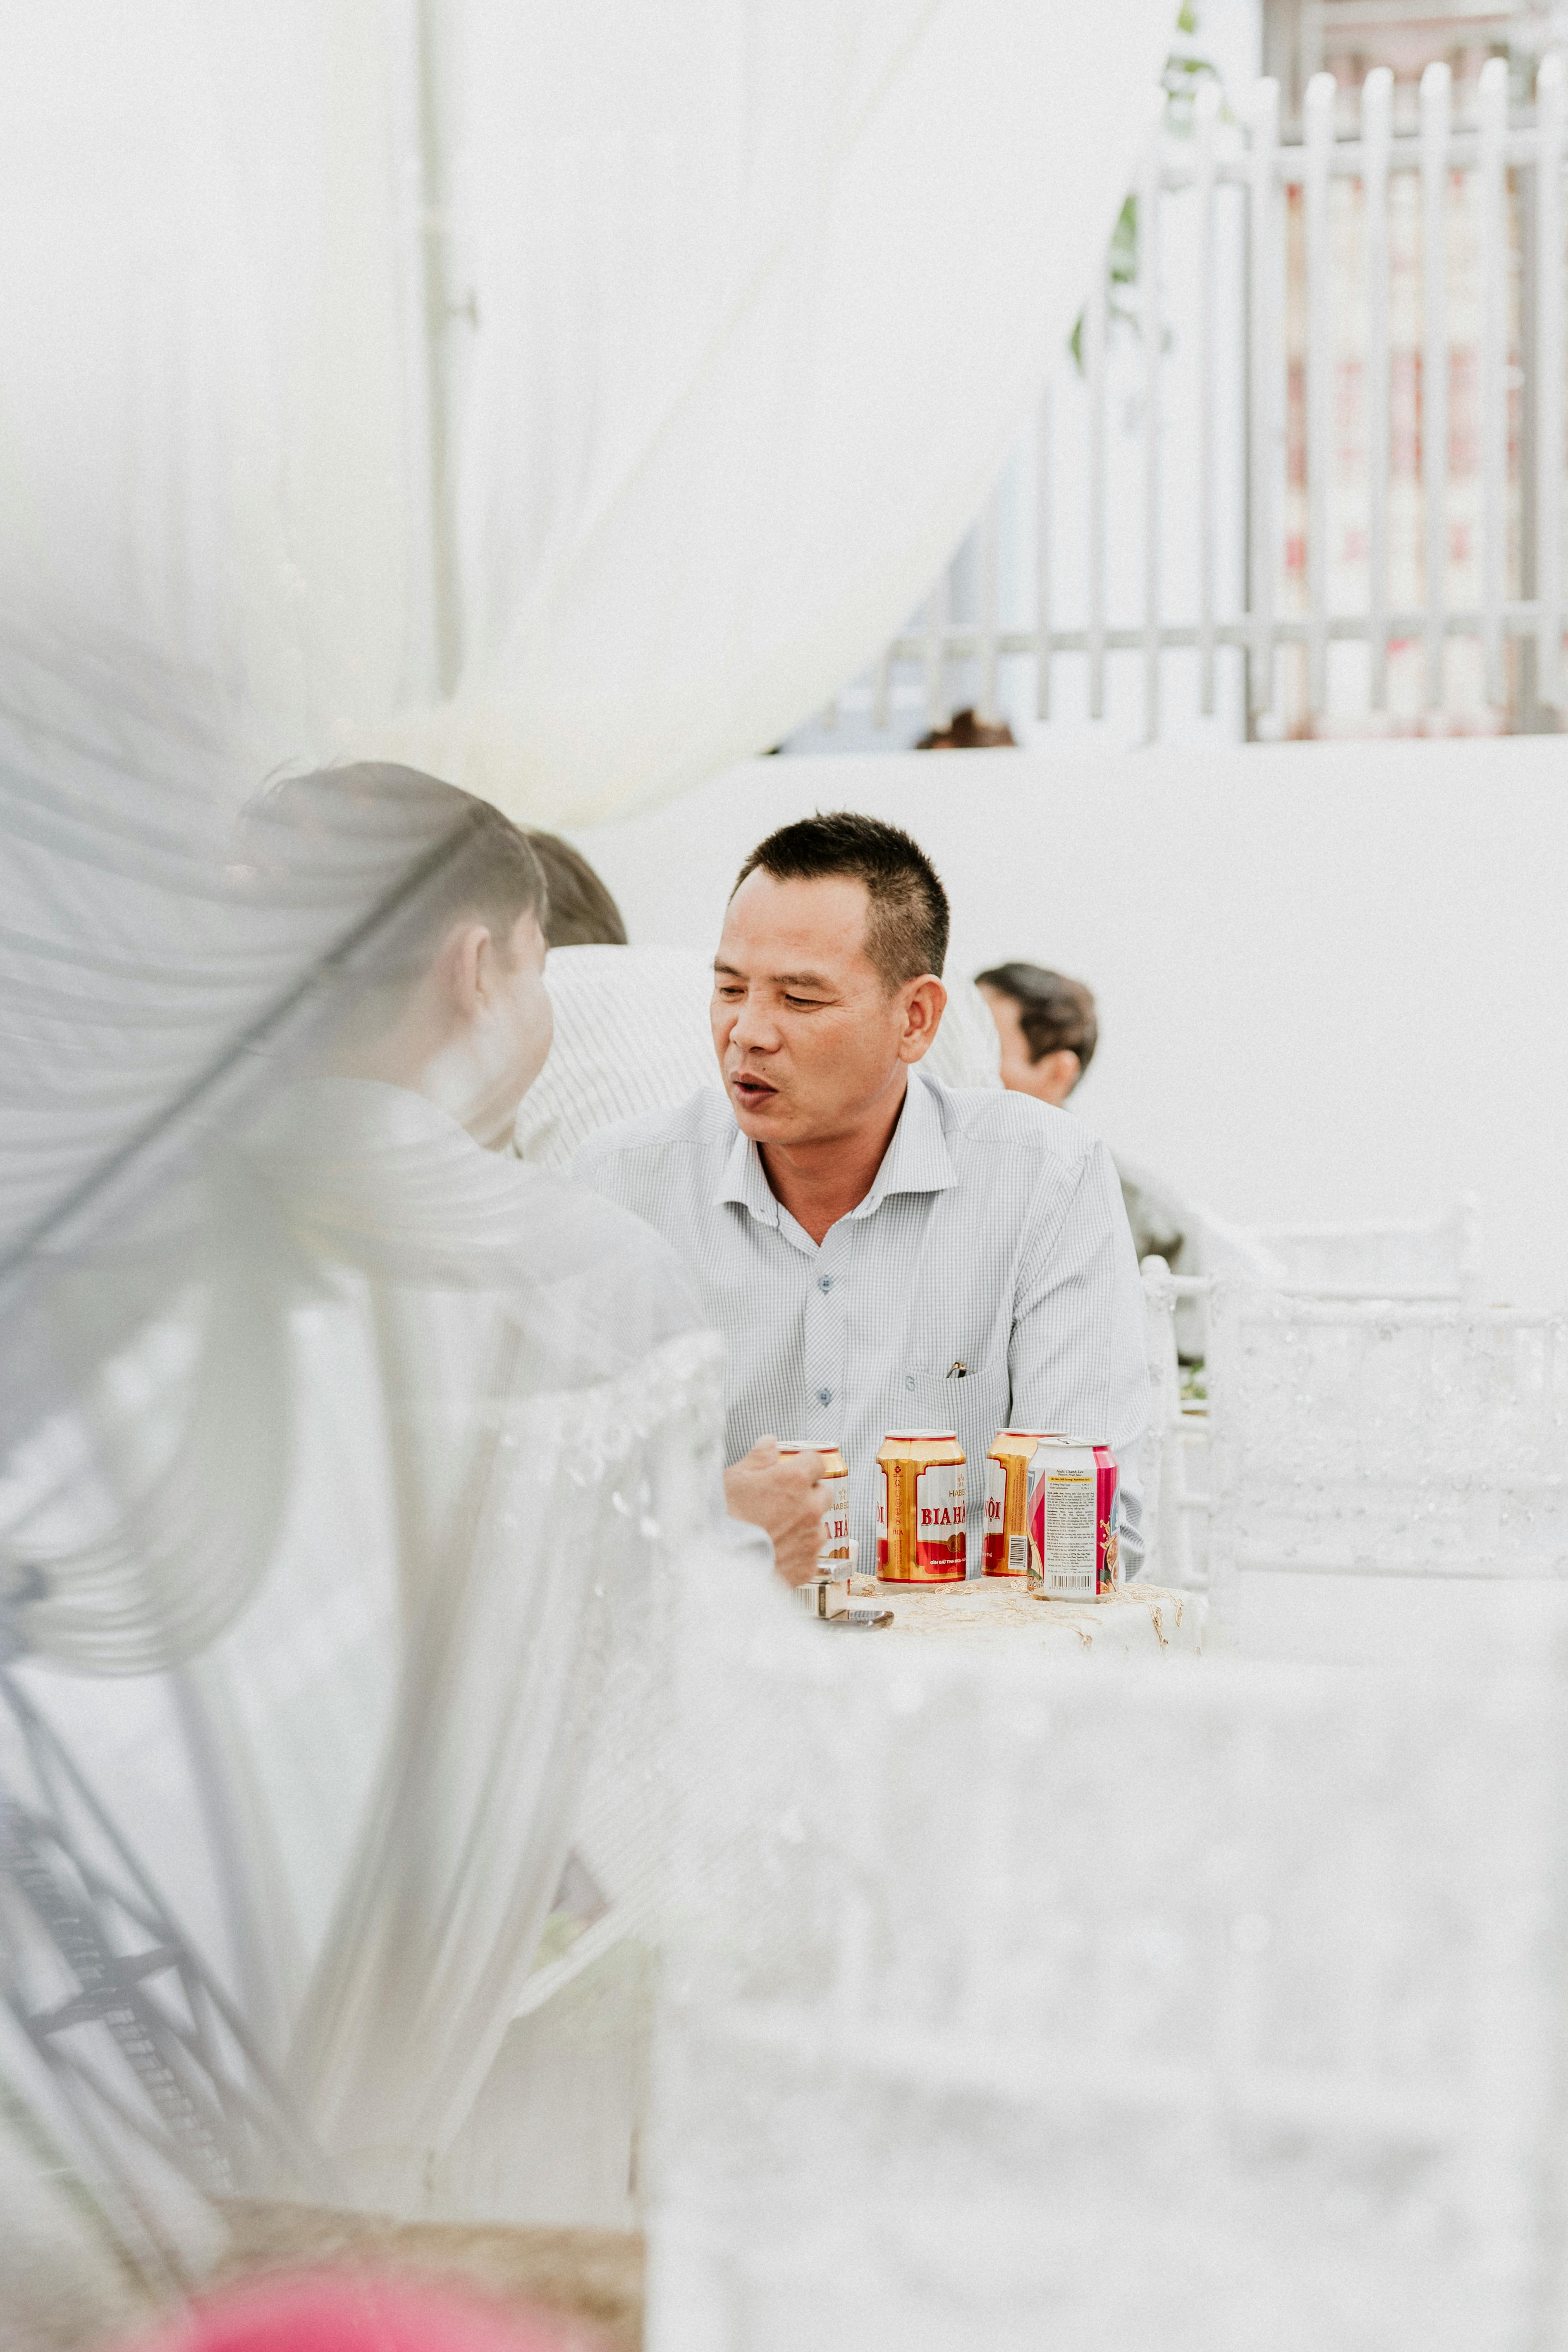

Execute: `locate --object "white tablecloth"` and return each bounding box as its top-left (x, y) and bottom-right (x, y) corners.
top-left (869, 1576), bottom-right (1204, 1656)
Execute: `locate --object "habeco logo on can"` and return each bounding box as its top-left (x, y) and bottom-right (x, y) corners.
top-left (876, 1430), bottom-right (966, 1583)
top-left (983, 1427), bottom-right (1069, 1575)
top-left (1025, 1439), bottom-right (1121, 1601)
top-left (778, 1441), bottom-right (851, 1559)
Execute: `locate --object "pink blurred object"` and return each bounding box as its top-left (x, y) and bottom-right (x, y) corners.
top-left (130, 2271), bottom-right (591, 2352)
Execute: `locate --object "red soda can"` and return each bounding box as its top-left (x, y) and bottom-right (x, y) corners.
top-left (1025, 1439), bottom-right (1120, 1600)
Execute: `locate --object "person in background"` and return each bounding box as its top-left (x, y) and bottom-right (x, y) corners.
top-left (512, 837), bottom-right (726, 1169)
top-left (975, 960), bottom-right (1188, 1274)
top-left (525, 829), bottom-right (628, 949)
top-left (914, 707), bottom-right (1016, 749)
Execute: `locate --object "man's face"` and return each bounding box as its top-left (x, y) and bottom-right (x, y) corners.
top-left (482, 906), bottom-right (554, 1133)
top-left (445, 904), bottom-right (553, 1147)
top-left (978, 983), bottom-right (1081, 1107)
top-left (712, 870), bottom-right (928, 1146)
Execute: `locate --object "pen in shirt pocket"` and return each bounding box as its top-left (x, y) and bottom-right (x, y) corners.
top-left (945, 1360), bottom-right (968, 1378)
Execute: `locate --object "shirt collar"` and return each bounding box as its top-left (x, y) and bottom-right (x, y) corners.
top-left (717, 1119), bottom-right (781, 1226)
top-left (850, 1069), bottom-right (956, 1216)
top-left (713, 1069), bottom-right (957, 1228)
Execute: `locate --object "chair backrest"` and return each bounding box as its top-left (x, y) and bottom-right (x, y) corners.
top-left (514, 950), bottom-right (1001, 1171)
top-left (514, 945), bottom-right (722, 1169)
top-left (1240, 1196), bottom-right (1480, 1305)
top-left (1206, 1285), bottom-right (1568, 1650)
top-left (652, 1578), bottom-right (1568, 2352)
top-left (1139, 1257), bottom-right (1212, 1592)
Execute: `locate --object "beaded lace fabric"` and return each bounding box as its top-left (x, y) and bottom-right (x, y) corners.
top-left (0, 675), bottom-right (733, 2318)
top-left (1207, 1286), bottom-right (1568, 1622)
top-left (652, 1560), bottom-right (1568, 2352)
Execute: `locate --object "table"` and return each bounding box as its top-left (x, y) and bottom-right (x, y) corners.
top-left (867, 1575), bottom-right (1204, 1656)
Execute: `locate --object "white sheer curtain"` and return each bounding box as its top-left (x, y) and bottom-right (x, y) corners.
top-left (0, 0), bottom-right (1173, 824)
top-left (0, 4), bottom-right (441, 796)
top-left (0, 715), bottom-right (739, 2217)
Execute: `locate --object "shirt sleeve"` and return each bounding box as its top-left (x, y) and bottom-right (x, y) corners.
top-left (1006, 1139), bottom-right (1151, 1579)
top-left (722, 1514), bottom-right (778, 1578)
top-left (567, 1127), bottom-right (630, 1204)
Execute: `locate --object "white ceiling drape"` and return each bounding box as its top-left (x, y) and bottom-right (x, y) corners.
top-left (0, 0), bottom-right (1173, 824)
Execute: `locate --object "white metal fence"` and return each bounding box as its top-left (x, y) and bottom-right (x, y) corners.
top-left (836, 55), bottom-right (1568, 746)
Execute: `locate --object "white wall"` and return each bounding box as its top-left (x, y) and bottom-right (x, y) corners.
top-left (571, 735), bottom-right (1568, 1311)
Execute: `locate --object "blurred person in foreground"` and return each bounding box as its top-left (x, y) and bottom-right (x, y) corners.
top-left (289, 779), bottom-right (824, 1585)
top-left (231, 772), bottom-right (824, 2223)
top-left (570, 813), bottom-right (1148, 1573)
top-left (2, 761), bottom-right (828, 2259)
top-left (976, 960), bottom-right (1192, 1274)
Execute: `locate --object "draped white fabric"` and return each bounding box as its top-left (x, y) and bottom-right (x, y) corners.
top-left (2, 1008), bottom-right (734, 2216)
top-left (0, 6), bottom-right (440, 797)
top-left (0, 1), bottom-right (1172, 824)
top-left (0, 698), bottom-right (740, 2219)
top-left (198, 1080), bottom-right (729, 2203)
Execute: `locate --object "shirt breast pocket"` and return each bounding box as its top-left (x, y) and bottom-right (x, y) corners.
top-left (901, 1355), bottom-right (1010, 1439)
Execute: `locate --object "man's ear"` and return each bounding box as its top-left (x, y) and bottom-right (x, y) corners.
top-left (1035, 1047), bottom-right (1082, 1104)
top-left (898, 976), bottom-right (948, 1064)
top-left (441, 920), bottom-right (492, 1019)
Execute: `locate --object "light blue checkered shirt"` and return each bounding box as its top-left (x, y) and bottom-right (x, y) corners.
top-left (570, 1070), bottom-right (1148, 1577)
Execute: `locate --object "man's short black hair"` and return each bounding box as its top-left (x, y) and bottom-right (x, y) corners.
top-left (732, 811), bottom-right (949, 988)
top-left (255, 763), bottom-right (548, 986)
top-left (976, 962), bottom-right (1098, 1073)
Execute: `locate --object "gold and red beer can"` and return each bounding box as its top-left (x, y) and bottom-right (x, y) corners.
top-left (983, 1427), bottom-right (1069, 1575)
top-left (1025, 1439), bottom-right (1121, 1601)
top-left (778, 1441), bottom-right (851, 1560)
top-left (876, 1429), bottom-right (966, 1583)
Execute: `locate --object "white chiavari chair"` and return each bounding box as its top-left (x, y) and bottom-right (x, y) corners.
top-left (1240, 1195), bottom-right (1480, 1305)
top-left (1139, 1256), bottom-right (1213, 1593)
top-left (652, 1560), bottom-right (1568, 2352)
top-left (1206, 1283), bottom-right (1568, 1664)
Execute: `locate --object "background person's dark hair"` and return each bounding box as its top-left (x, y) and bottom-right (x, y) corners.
top-left (732, 811), bottom-right (949, 988)
top-left (914, 707), bottom-right (1017, 750)
top-left (975, 962), bottom-right (1099, 1074)
top-left (526, 830), bottom-right (628, 949)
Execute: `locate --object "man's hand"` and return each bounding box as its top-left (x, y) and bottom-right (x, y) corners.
top-left (723, 1434), bottom-right (827, 1586)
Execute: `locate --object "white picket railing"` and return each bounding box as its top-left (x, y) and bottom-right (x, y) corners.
top-left (837, 55), bottom-right (1568, 746)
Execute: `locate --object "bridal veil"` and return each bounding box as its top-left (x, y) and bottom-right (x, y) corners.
top-left (0, 634), bottom-right (736, 2311)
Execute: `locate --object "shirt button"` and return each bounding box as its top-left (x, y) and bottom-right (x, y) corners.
top-left (819, 1275), bottom-right (833, 1292)
top-left (818, 1388), bottom-right (831, 1406)
top-left (905, 1375), bottom-right (916, 1390)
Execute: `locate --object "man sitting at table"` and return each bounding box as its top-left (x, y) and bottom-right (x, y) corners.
top-left (975, 959), bottom-right (1192, 1274)
top-left (570, 812), bottom-right (1149, 1573)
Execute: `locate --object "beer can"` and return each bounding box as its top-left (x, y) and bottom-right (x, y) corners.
top-left (1025, 1439), bottom-right (1121, 1601)
top-left (876, 1429), bottom-right (966, 1583)
top-left (983, 1427), bottom-right (1069, 1575)
top-left (778, 1441), bottom-right (851, 1559)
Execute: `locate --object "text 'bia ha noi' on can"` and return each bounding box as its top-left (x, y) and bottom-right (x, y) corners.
top-left (983, 1427), bottom-right (1069, 1575)
top-left (777, 1441), bottom-right (851, 1560)
top-left (1025, 1438), bottom-right (1121, 1600)
top-left (876, 1430), bottom-right (966, 1583)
